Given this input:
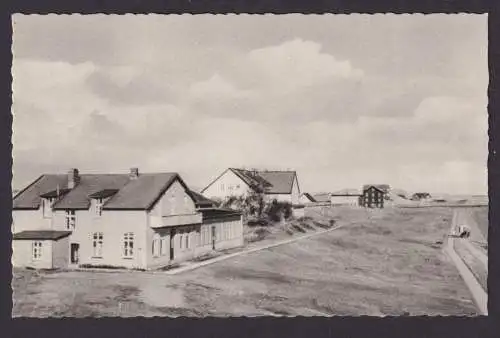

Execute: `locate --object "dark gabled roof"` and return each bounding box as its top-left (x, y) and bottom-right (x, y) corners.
top-left (363, 184), bottom-right (390, 193)
top-left (199, 208), bottom-right (242, 221)
top-left (189, 190), bottom-right (216, 208)
top-left (13, 175), bottom-right (70, 209)
top-left (362, 185), bottom-right (386, 193)
top-left (53, 174), bottom-right (131, 210)
top-left (230, 168), bottom-right (272, 191)
top-left (14, 171), bottom-right (193, 211)
top-left (39, 188), bottom-right (71, 199)
top-left (301, 193), bottom-right (317, 202)
top-left (88, 189), bottom-right (120, 199)
top-left (102, 173), bottom-right (180, 210)
top-left (201, 168), bottom-right (299, 195)
top-left (257, 171), bottom-right (297, 194)
top-left (12, 230), bottom-right (72, 241)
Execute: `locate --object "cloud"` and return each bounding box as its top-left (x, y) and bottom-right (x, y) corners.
top-left (85, 67), bottom-right (180, 106)
top-left (11, 15), bottom-right (488, 195)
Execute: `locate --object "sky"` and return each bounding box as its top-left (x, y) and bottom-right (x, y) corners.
top-left (11, 14), bottom-right (488, 195)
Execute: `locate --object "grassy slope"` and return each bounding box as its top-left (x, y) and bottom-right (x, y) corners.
top-left (453, 239), bottom-right (488, 292)
top-left (473, 206), bottom-right (488, 241)
top-left (12, 207), bottom-right (478, 317)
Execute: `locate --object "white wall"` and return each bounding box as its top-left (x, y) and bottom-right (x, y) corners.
top-left (52, 209), bottom-right (148, 269)
top-left (12, 239), bottom-right (53, 269)
top-left (202, 170), bottom-right (251, 201)
top-left (52, 236), bottom-right (70, 269)
top-left (201, 217), bottom-right (244, 251)
top-left (12, 209), bottom-right (52, 233)
top-left (330, 195), bottom-right (360, 206)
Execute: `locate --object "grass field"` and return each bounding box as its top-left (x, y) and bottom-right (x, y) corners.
top-left (472, 206), bottom-right (488, 241)
top-left (12, 206), bottom-right (478, 317)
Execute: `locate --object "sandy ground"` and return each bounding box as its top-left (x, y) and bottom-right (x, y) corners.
top-left (12, 207), bottom-right (478, 317)
top-left (472, 206), bottom-right (488, 242)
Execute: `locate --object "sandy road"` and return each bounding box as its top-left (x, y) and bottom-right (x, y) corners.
top-left (445, 208), bottom-right (488, 315)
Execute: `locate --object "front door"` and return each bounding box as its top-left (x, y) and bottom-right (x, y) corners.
top-left (170, 229), bottom-right (175, 260)
top-left (70, 243), bottom-right (79, 264)
top-left (211, 225), bottom-right (216, 250)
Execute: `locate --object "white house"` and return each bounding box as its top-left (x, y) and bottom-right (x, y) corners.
top-left (12, 168), bottom-right (243, 270)
top-left (201, 168), bottom-right (301, 205)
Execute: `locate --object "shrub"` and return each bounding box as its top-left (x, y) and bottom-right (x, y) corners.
top-left (265, 200), bottom-right (293, 222)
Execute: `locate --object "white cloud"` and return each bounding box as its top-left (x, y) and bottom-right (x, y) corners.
top-left (231, 38), bottom-right (364, 94)
top-left (11, 15), bottom-right (488, 195)
top-left (188, 73), bottom-right (253, 99)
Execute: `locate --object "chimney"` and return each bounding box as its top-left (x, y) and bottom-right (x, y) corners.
top-left (130, 167), bottom-right (139, 180)
top-left (68, 168), bottom-right (80, 189)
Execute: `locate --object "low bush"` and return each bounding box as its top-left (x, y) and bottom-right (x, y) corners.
top-left (265, 200), bottom-right (293, 222)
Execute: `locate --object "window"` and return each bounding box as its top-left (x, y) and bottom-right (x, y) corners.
top-left (170, 193), bottom-right (176, 215)
top-left (236, 184), bottom-right (240, 189)
top-left (123, 232), bottom-right (134, 258)
top-left (185, 232), bottom-right (189, 249)
top-left (66, 210), bottom-right (76, 230)
top-left (95, 198), bottom-right (103, 216)
top-left (221, 183), bottom-right (225, 191)
top-left (152, 234), bottom-right (160, 257)
top-left (32, 241), bottom-right (42, 260)
top-left (179, 233), bottom-right (183, 249)
top-left (92, 232), bottom-right (103, 257)
top-left (160, 237), bottom-right (167, 256)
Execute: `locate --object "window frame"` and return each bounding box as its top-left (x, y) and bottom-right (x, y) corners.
top-left (123, 232), bottom-right (134, 259)
top-left (95, 198), bottom-right (103, 216)
top-left (92, 232), bottom-right (104, 258)
top-left (152, 234), bottom-right (160, 257)
top-left (32, 241), bottom-right (42, 260)
top-left (160, 237), bottom-right (167, 256)
top-left (66, 210), bottom-right (76, 230)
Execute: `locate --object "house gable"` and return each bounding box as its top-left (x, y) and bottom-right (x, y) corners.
top-left (201, 169), bottom-right (252, 200)
top-left (148, 176), bottom-right (198, 216)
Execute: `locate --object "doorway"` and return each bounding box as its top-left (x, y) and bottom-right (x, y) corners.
top-left (170, 228), bottom-right (176, 260)
top-left (70, 243), bottom-right (79, 264)
top-left (211, 225), bottom-right (216, 250)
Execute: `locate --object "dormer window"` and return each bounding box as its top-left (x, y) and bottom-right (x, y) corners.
top-left (95, 198), bottom-right (103, 216)
top-left (40, 188), bottom-right (70, 219)
top-left (42, 198), bottom-right (54, 218)
top-left (88, 189), bottom-right (119, 217)
top-left (66, 210), bottom-right (76, 230)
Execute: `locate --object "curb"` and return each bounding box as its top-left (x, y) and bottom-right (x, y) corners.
top-left (445, 210), bottom-right (488, 315)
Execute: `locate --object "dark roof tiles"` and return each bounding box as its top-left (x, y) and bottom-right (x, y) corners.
top-left (13, 175), bottom-right (69, 209)
top-left (14, 172), bottom-right (185, 211)
top-left (103, 173), bottom-right (177, 210)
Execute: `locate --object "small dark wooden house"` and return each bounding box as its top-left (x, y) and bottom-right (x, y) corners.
top-left (360, 185), bottom-right (385, 208)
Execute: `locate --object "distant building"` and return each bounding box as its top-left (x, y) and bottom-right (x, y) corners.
top-left (312, 192), bottom-right (331, 204)
top-left (330, 189), bottom-right (362, 207)
top-left (299, 192), bottom-right (317, 205)
top-left (201, 168), bottom-right (301, 205)
top-left (12, 168), bottom-right (243, 270)
top-left (411, 192), bottom-right (432, 201)
top-left (360, 185), bottom-right (385, 208)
